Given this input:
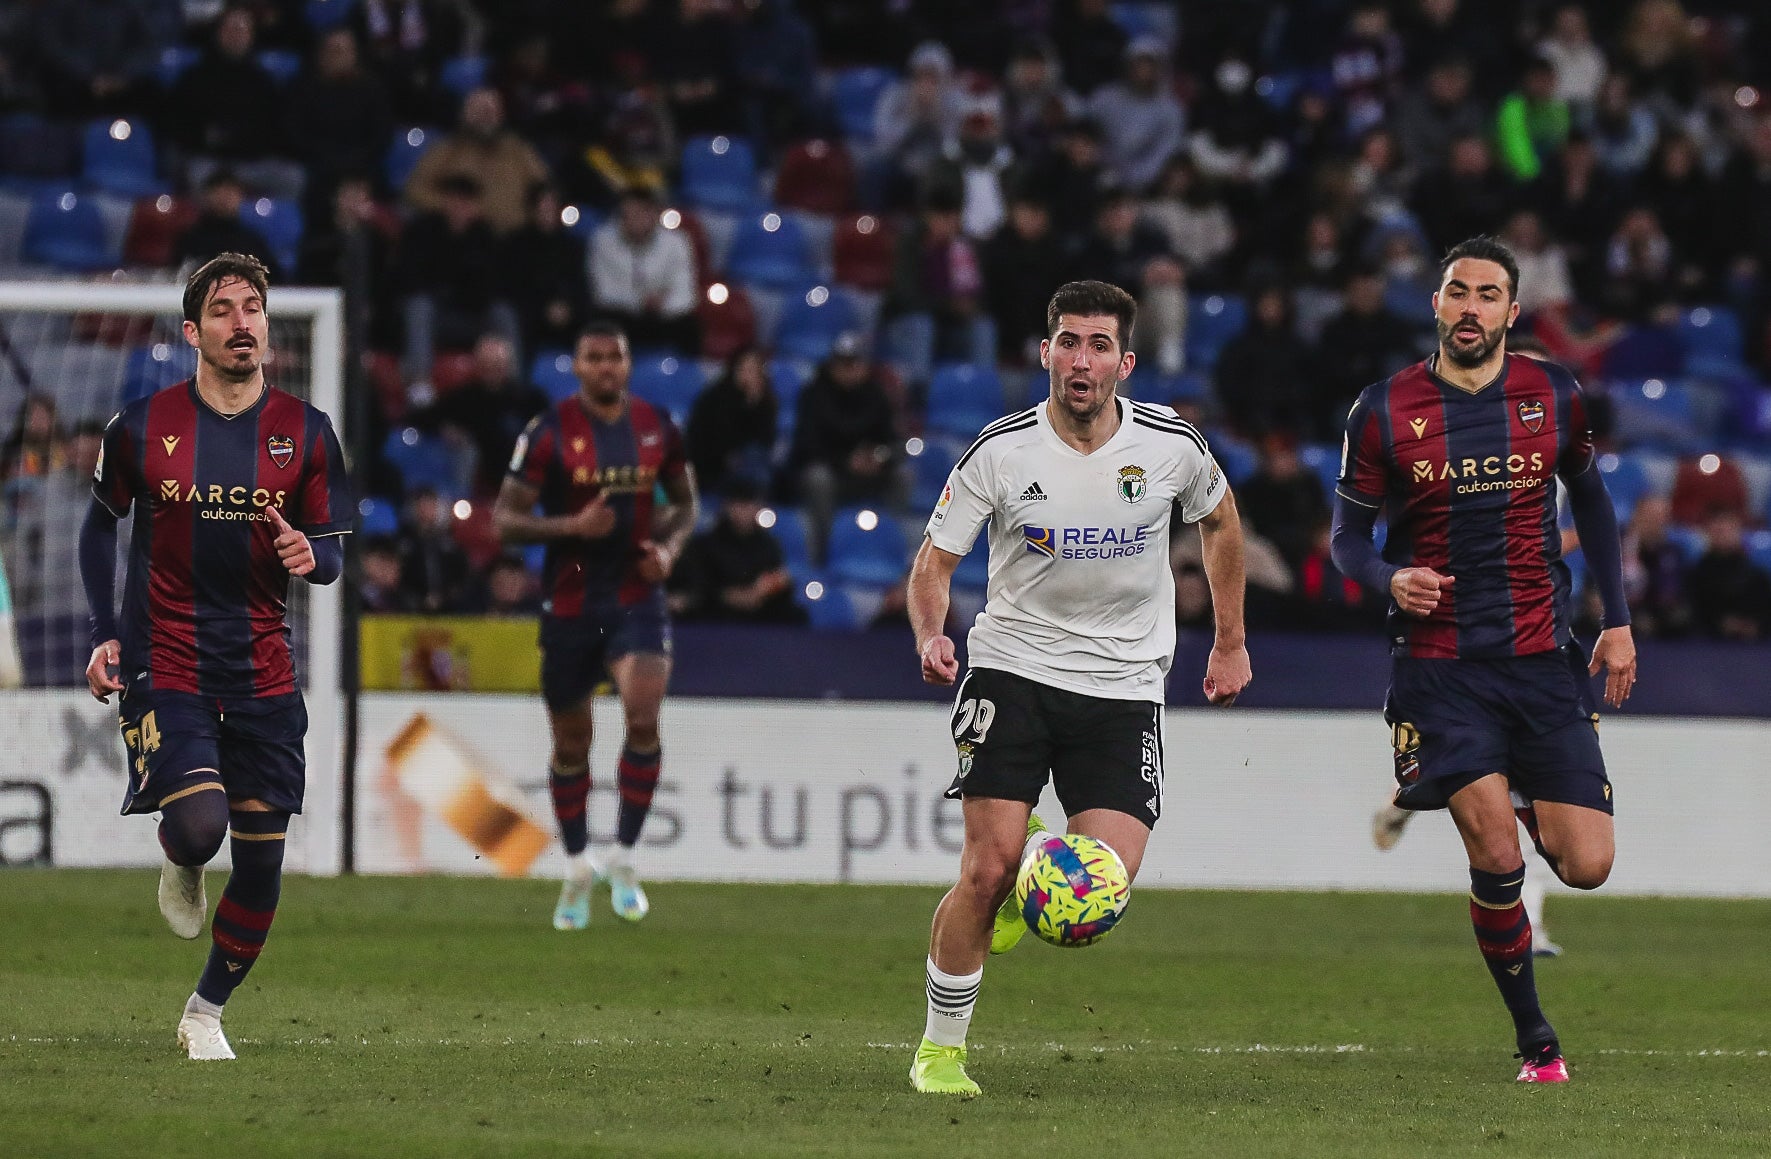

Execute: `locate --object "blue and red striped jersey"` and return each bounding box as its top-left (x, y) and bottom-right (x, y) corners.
top-left (508, 394), bottom-right (687, 616)
top-left (94, 381), bottom-right (355, 697)
top-left (1336, 354), bottom-right (1596, 660)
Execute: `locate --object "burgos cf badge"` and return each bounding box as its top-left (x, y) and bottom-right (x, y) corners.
top-left (956, 742), bottom-right (974, 779)
top-left (1117, 464), bottom-right (1147, 503)
top-left (1517, 399), bottom-right (1546, 434)
top-left (266, 434), bottom-right (295, 469)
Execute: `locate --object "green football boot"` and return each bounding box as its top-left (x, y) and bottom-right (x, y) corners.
top-left (989, 813), bottom-right (1048, 955)
top-left (909, 1038), bottom-right (981, 1096)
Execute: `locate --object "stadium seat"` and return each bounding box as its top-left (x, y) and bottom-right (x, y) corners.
top-left (123, 343), bottom-right (198, 403)
top-left (926, 364), bottom-right (1006, 437)
top-left (799, 578), bottom-right (861, 631)
top-left (951, 542), bottom-right (989, 590)
top-left (239, 196), bottom-right (303, 274)
top-left (156, 45), bottom-right (204, 88)
top-left (429, 350), bottom-right (477, 395)
top-left (1185, 294), bottom-right (1248, 371)
top-left (773, 139), bottom-right (856, 215)
top-left (908, 443), bottom-right (954, 510)
top-left (1678, 305), bottom-right (1747, 379)
top-left (122, 195), bottom-right (197, 267)
top-left (81, 119), bottom-right (167, 198)
top-left (22, 190), bottom-right (116, 271)
top-left (1213, 434), bottom-right (1258, 486)
top-left (726, 212), bottom-right (814, 291)
top-left (1747, 530), bottom-right (1771, 575)
top-left (382, 427), bottom-right (464, 495)
top-left (1299, 443), bottom-right (1344, 498)
top-left (770, 284), bottom-right (860, 362)
top-left (831, 213), bottom-right (895, 291)
top-left (764, 506), bottom-right (812, 572)
top-left (697, 283), bottom-right (758, 361)
top-left (1663, 524), bottom-right (1706, 564)
top-left (256, 50), bottom-right (304, 86)
top-left (1609, 377), bottom-right (1704, 451)
top-left (1149, 371), bottom-right (1211, 404)
top-left (630, 355), bottom-right (706, 421)
top-left (769, 357), bottom-right (814, 434)
top-left (0, 114), bottom-right (79, 188)
top-left (1110, 2), bottom-right (1178, 46)
top-left (530, 348), bottom-right (578, 402)
top-left (829, 67), bottom-right (896, 143)
top-left (440, 55), bottom-right (489, 97)
top-left (305, 0), bottom-right (359, 32)
top-left (357, 495), bottom-right (400, 537)
top-left (1597, 452), bottom-right (1652, 519)
top-left (385, 126), bottom-right (440, 193)
top-left (680, 135), bottom-right (761, 214)
top-left (1601, 324), bottom-right (1684, 380)
top-left (659, 207), bottom-right (713, 284)
top-left (826, 507), bottom-right (909, 586)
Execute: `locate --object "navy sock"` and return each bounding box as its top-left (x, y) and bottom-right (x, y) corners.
top-left (1470, 865), bottom-right (1555, 1052)
top-left (157, 781), bottom-right (228, 866)
top-left (195, 810), bottom-right (287, 1007)
top-left (615, 747), bottom-right (661, 848)
top-left (549, 761), bottom-right (590, 856)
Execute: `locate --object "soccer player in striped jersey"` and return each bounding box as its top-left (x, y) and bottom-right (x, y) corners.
top-left (1331, 236), bottom-right (1636, 1083)
top-left (495, 320), bottom-right (697, 929)
top-left (906, 280), bottom-right (1252, 1096)
top-left (78, 253), bottom-right (355, 1060)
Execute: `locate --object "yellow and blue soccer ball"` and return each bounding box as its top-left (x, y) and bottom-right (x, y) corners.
top-left (1015, 834), bottom-right (1130, 948)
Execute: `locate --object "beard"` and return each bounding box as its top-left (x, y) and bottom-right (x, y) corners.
top-left (1436, 316), bottom-right (1506, 367)
top-left (203, 342), bottom-right (261, 382)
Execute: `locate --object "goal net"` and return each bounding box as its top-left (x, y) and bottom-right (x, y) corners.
top-left (0, 282), bottom-right (345, 874)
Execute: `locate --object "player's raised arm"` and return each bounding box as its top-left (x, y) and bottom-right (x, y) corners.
top-left (1194, 489), bottom-right (1251, 705)
top-left (908, 537), bottom-right (963, 685)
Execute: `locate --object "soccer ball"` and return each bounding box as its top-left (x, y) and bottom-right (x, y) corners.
top-left (1015, 833), bottom-right (1130, 948)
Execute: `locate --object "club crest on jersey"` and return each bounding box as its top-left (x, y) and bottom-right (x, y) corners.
top-left (1116, 464), bottom-right (1147, 503)
top-left (1517, 399), bottom-right (1546, 434)
top-left (266, 434), bottom-right (295, 468)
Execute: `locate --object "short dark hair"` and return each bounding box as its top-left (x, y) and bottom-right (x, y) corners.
top-left (577, 318), bottom-right (629, 347)
top-left (183, 252), bottom-right (270, 323)
top-left (1439, 235), bottom-right (1521, 301)
top-left (1045, 280), bottom-right (1138, 350)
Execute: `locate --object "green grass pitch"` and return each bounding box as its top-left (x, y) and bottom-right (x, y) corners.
top-left (3, 870), bottom-right (1768, 1157)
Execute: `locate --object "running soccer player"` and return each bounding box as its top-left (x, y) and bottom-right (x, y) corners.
top-left (1331, 236), bottom-right (1635, 1083)
top-left (494, 320), bottom-right (697, 929)
top-left (78, 253), bottom-right (354, 1060)
top-left (907, 280), bottom-right (1252, 1096)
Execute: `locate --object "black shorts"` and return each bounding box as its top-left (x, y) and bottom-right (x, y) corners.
top-left (538, 598), bottom-right (672, 713)
top-left (942, 667), bottom-right (1165, 829)
top-left (117, 685), bottom-right (308, 816)
top-left (1385, 642), bottom-right (1612, 814)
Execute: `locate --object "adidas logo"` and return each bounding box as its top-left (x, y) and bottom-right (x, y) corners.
top-left (1019, 482), bottom-right (1048, 501)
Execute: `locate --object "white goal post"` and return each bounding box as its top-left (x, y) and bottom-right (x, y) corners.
top-left (0, 281), bottom-right (346, 875)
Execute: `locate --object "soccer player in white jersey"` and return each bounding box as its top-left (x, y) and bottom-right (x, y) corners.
top-left (906, 280), bottom-right (1253, 1096)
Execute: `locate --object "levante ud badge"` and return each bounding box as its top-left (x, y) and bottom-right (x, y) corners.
top-left (1517, 399), bottom-right (1546, 434)
top-left (266, 434), bottom-right (295, 468)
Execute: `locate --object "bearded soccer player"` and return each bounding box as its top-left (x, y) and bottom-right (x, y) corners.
top-left (1331, 236), bottom-right (1635, 1083)
top-left (79, 253), bottom-right (354, 1060)
top-left (495, 320), bottom-right (697, 929)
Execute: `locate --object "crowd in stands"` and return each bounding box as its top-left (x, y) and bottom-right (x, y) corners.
top-left (2, 0), bottom-right (1771, 641)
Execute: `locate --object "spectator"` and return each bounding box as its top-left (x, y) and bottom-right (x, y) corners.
top-left (661, 0), bottom-right (739, 137)
top-left (1055, 0), bottom-right (1128, 97)
top-left (1065, 180), bottom-right (1187, 374)
top-left (1614, 0), bottom-right (1700, 118)
top-left (502, 182), bottom-right (590, 358)
top-left (393, 173), bottom-right (522, 389)
top-left (1718, 112), bottom-right (1771, 317)
top-left (1621, 495), bottom-right (1694, 637)
top-left (1585, 73), bottom-right (1659, 178)
top-left (1172, 513), bottom-right (1294, 630)
top-left (1670, 455), bottom-right (1751, 527)
top-left (174, 170), bottom-right (281, 279)
top-left (1000, 36), bottom-right (1080, 161)
top-left (1536, 4), bottom-right (1606, 115)
top-left (350, 0), bottom-right (470, 124)
top-left (1373, 226), bottom-right (1439, 325)
top-left (1311, 267), bottom-right (1419, 437)
top-left (1529, 132), bottom-right (1623, 302)
top-left (1215, 283), bottom-right (1313, 440)
top-left (359, 537), bottom-right (418, 613)
top-left (788, 333), bottom-right (907, 562)
top-left (685, 346), bottom-right (778, 497)
top-left (572, 85), bottom-right (676, 212)
top-left (298, 177), bottom-right (399, 349)
top-left (730, 0), bottom-right (822, 148)
top-left (1635, 132), bottom-right (1721, 296)
top-left (1345, 126), bottom-right (1414, 227)
top-left (1409, 134), bottom-right (1517, 254)
top-left (588, 186), bottom-right (699, 355)
top-left (981, 191), bottom-right (1069, 366)
top-left (1, 418), bottom-right (102, 633)
top-left (1086, 36), bottom-right (1185, 193)
top-left (1687, 508), bottom-right (1771, 641)
top-left (396, 486), bottom-right (477, 613)
top-left (869, 41), bottom-right (965, 210)
top-left (1500, 209), bottom-right (1575, 318)
top-left (1022, 117), bottom-right (1110, 239)
top-left (1329, 2), bottom-right (1404, 139)
top-left (1601, 206), bottom-right (1678, 324)
top-left (1142, 156), bottom-right (1236, 290)
top-left (923, 94), bottom-right (1016, 242)
top-left (1395, 0), bottom-right (1508, 97)
top-left (669, 475), bottom-right (805, 624)
top-left (1392, 55), bottom-right (1488, 178)
top-left (481, 555), bottom-right (541, 616)
top-left (1494, 55), bottom-right (1570, 183)
top-left (1290, 516), bottom-right (1383, 632)
top-left (406, 86), bottom-right (550, 235)
top-left (1186, 55), bottom-right (1287, 210)
top-left (882, 186), bottom-right (994, 387)
top-left (167, 6), bottom-right (302, 199)
top-left (420, 333), bottom-right (550, 495)
top-left (284, 27), bottom-right (393, 217)
top-left (27, 0), bottom-right (171, 118)
top-left (1236, 432), bottom-right (1329, 573)
top-left (1, 395), bottom-right (65, 483)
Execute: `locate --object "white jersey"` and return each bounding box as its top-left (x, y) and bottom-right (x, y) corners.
top-left (925, 397), bottom-right (1227, 702)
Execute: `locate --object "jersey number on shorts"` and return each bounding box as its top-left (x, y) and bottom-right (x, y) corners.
top-left (952, 698), bottom-right (997, 744)
top-left (122, 710), bottom-right (162, 788)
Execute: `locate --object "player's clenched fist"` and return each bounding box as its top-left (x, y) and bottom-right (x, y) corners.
top-left (86, 639), bottom-right (124, 702)
top-left (635, 539), bottom-right (675, 584)
top-left (1390, 566), bottom-right (1455, 619)
top-left (266, 507), bottom-right (314, 575)
top-left (919, 635), bottom-right (959, 686)
top-left (566, 494), bottom-right (617, 539)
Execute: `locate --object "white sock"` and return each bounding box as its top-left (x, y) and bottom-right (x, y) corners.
top-left (564, 850), bottom-right (595, 879)
top-left (1021, 823), bottom-right (1049, 867)
top-left (608, 845), bottom-right (634, 873)
top-left (924, 956), bottom-right (982, 1047)
top-left (184, 992), bottom-right (224, 1019)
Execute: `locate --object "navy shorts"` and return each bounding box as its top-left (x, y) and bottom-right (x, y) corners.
top-left (117, 685), bottom-right (308, 816)
top-left (538, 599), bottom-right (672, 712)
top-left (1385, 642), bottom-right (1611, 814)
top-left (942, 667), bottom-right (1166, 829)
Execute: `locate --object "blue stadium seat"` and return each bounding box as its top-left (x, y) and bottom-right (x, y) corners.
top-left (0, 190), bottom-right (27, 263)
top-left (765, 506), bottom-right (812, 571)
top-left (1609, 377), bottom-right (1702, 451)
top-left (256, 50), bottom-right (304, 86)
top-left (1747, 530), bottom-right (1771, 576)
top-left (1299, 443), bottom-right (1343, 498)
top-left (305, 0), bottom-right (359, 32)
top-left (1110, 2), bottom-right (1178, 46)
top-left (829, 67), bottom-right (896, 143)
top-left (951, 544), bottom-right (988, 590)
top-left (82, 118), bottom-right (167, 198)
top-left (1664, 524), bottom-right (1706, 565)
top-left (629, 355), bottom-right (705, 421)
top-left (0, 114), bottom-right (78, 191)
top-left (1150, 371), bottom-right (1211, 404)
top-left (1185, 294), bottom-right (1248, 371)
top-left (156, 46), bottom-right (203, 88)
top-left (726, 211), bottom-right (814, 291)
top-left (680, 135), bottom-right (761, 214)
top-left (440, 55), bottom-right (489, 97)
top-left (826, 507), bottom-right (909, 586)
top-left (908, 443), bottom-right (955, 510)
top-left (530, 349), bottom-right (577, 402)
top-left (1678, 305), bottom-right (1747, 379)
top-left (123, 343), bottom-right (197, 403)
top-left (799, 577), bottom-right (861, 631)
top-left (1213, 434), bottom-right (1258, 486)
top-left (239, 196), bottom-right (302, 274)
top-left (1601, 325), bottom-right (1684, 380)
top-left (770, 284), bottom-right (860, 361)
top-left (1597, 452), bottom-right (1652, 519)
top-left (22, 190), bottom-right (116, 270)
top-left (925, 363), bottom-right (1005, 438)
top-left (382, 427), bottom-right (462, 495)
top-left (384, 126), bottom-right (440, 192)
top-left (357, 495), bottom-right (400, 537)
